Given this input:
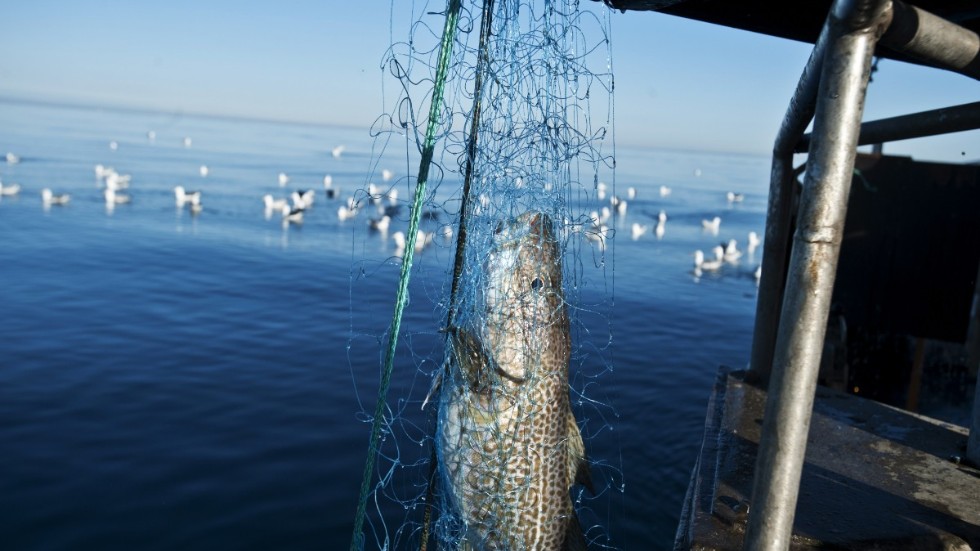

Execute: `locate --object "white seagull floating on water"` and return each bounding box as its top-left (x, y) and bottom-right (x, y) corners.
top-left (368, 215), bottom-right (391, 233)
top-left (702, 216), bottom-right (721, 235)
top-left (627, 186), bottom-right (637, 200)
top-left (104, 171), bottom-right (131, 190)
top-left (748, 231), bottom-right (761, 254)
top-left (200, 165), bottom-right (209, 177)
top-left (41, 188), bottom-right (70, 206)
top-left (174, 186), bottom-right (202, 207)
top-left (263, 194), bottom-right (289, 212)
top-left (381, 169), bottom-right (394, 181)
top-left (332, 145), bottom-right (346, 158)
top-left (281, 204), bottom-right (304, 224)
top-left (727, 191), bottom-right (745, 203)
top-left (291, 189), bottom-right (315, 210)
top-left (323, 175), bottom-right (339, 199)
top-left (722, 239), bottom-right (742, 262)
top-left (655, 210), bottom-right (667, 240)
top-left (0, 182), bottom-right (21, 196)
top-left (694, 246), bottom-right (725, 273)
top-left (338, 204), bottom-right (356, 221)
top-left (631, 222), bottom-right (647, 240)
top-left (104, 188), bottom-right (131, 205)
top-left (278, 172), bottom-right (289, 187)
top-left (659, 185), bottom-right (672, 197)
top-left (7, 152), bottom-right (21, 164)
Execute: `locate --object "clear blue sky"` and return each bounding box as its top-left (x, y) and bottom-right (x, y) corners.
top-left (1, 0), bottom-right (976, 161)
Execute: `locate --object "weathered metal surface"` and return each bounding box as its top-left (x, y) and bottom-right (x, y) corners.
top-left (676, 368), bottom-right (980, 550)
top-left (748, 22), bottom-right (829, 381)
top-left (591, 0), bottom-right (980, 59)
top-left (744, 0), bottom-right (891, 547)
top-left (795, 102), bottom-right (980, 153)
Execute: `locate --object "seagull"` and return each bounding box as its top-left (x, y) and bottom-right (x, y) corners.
top-left (368, 215), bottom-right (391, 233)
top-left (183, 137), bottom-right (193, 148)
top-left (41, 188), bottom-right (70, 205)
top-left (586, 224), bottom-right (610, 251)
top-left (659, 185), bottom-right (672, 197)
top-left (278, 172), bottom-right (289, 187)
top-left (323, 175), bottom-right (340, 199)
top-left (600, 206), bottom-right (611, 224)
top-left (174, 186), bottom-right (201, 207)
top-left (631, 222), bottom-right (648, 240)
top-left (109, 141), bottom-right (118, 151)
top-left (727, 191), bottom-right (745, 203)
top-left (386, 188), bottom-right (398, 206)
top-left (104, 188), bottom-right (131, 205)
top-left (392, 231), bottom-right (406, 256)
top-left (263, 194), bottom-right (289, 211)
top-left (655, 211), bottom-right (667, 240)
top-left (281, 204), bottom-right (303, 224)
top-left (6, 152), bottom-right (21, 164)
top-left (627, 187), bottom-right (637, 200)
top-left (702, 216), bottom-right (721, 235)
top-left (381, 169), bottom-right (394, 181)
top-left (755, 265), bottom-right (763, 284)
top-left (200, 165), bottom-right (209, 177)
top-left (291, 189), bottom-right (315, 210)
top-left (596, 181), bottom-right (607, 201)
top-left (0, 182), bottom-right (21, 196)
top-left (440, 225), bottom-right (453, 239)
top-left (338, 205), bottom-right (356, 221)
top-left (414, 229), bottom-right (432, 252)
top-left (616, 199), bottom-right (628, 216)
top-left (722, 239), bottom-right (742, 262)
top-left (332, 145), bottom-right (346, 158)
top-left (748, 231), bottom-right (761, 254)
top-left (104, 171), bottom-right (131, 190)
top-left (694, 246), bottom-right (725, 272)
top-left (147, 130), bottom-right (156, 141)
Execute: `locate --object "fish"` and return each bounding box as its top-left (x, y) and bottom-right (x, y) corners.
top-left (437, 211), bottom-right (591, 551)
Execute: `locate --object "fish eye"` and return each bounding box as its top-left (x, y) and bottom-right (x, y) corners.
top-left (530, 277), bottom-right (544, 291)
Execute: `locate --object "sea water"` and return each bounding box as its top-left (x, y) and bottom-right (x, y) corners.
top-left (0, 98), bottom-right (769, 550)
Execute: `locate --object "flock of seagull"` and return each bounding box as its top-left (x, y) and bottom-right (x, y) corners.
top-left (4, 146), bottom-right (763, 281)
top-left (579, 179), bottom-right (763, 284)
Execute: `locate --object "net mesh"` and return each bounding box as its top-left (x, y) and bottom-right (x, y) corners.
top-left (352, 1), bottom-right (620, 549)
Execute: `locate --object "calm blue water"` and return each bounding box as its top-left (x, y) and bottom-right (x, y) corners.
top-left (0, 98), bottom-right (770, 550)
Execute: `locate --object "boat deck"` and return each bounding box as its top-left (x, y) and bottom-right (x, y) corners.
top-left (676, 368), bottom-right (980, 550)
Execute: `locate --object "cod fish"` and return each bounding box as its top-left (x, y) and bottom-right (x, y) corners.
top-left (437, 211), bottom-right (591, 550)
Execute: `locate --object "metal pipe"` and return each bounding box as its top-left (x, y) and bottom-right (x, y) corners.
top-left (881, 0), bottom-right (980, 80)
top-left (968, 261), bottom-right (980, 465)
top-left (748, 22), bottom-right (831, 380)
top-left (744, 0), bottom-right (890, 548)
top-left (794, 101), bottom-right (980, 152)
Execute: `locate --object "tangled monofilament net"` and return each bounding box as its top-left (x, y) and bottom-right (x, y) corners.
top-left (351, 1), bottom-right (621, 549)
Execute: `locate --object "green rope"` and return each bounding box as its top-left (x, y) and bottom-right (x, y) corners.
top-left (349, 2), bottom-right (462, 550)
top-left (418, 1), bottom-right (495, 548)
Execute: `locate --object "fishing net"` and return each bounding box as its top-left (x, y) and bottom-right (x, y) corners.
top-left (350, 1), bottom-right (620, 549)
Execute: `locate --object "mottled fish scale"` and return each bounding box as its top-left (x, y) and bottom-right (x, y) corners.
top-left (438, 212), bottom-right (589, 550)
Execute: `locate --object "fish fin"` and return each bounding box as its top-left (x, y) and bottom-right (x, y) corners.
top-left (567, 411), bottom-right (594, 494)
top-left (421, 369), bottom-right (442, 411)
top-left (449, 326), bottom-right (494, 392)
top-left (562, 511), bottom-right (589, 551)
